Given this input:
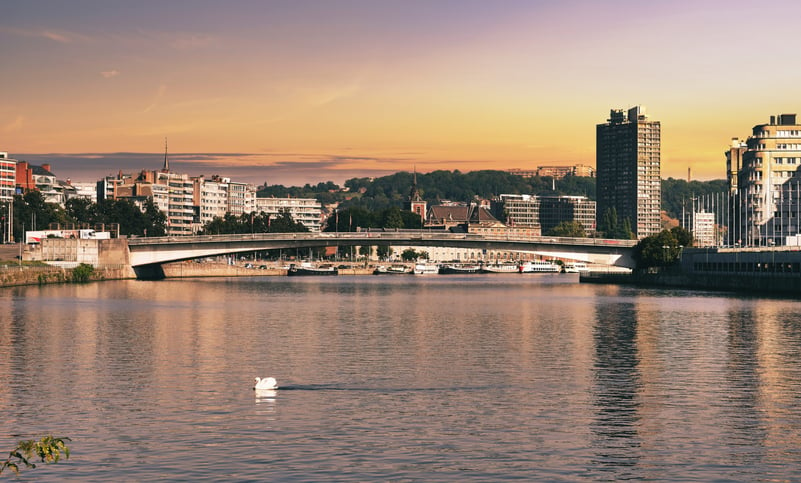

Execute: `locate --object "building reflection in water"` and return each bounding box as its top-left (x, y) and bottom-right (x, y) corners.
top-left (590, 299), bottom-right (642, 478)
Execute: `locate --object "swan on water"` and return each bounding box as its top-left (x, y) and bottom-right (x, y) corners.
top-left (254, 377), bottom-right (278, 390)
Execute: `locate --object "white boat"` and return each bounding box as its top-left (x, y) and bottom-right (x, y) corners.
top-left (287, 262), bottom-right (338, 276)
top-left (519, 260), bottom-right (560, 273)
top-left (563, 262), bottom-right (589, 273)
top-left (373, 264), bottom-right (411, 275)
top-left (413, 263), bottom-right (439, 275)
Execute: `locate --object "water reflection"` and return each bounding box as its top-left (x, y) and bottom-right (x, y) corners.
top-left (590, 299), bottom-right (642, 477)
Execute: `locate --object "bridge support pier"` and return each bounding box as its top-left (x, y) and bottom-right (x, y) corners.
top-left (133, 263), bottom-right (166, 280)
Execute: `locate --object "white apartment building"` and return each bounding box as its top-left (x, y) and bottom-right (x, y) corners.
top-left (254, 197), bottom-right (323, 232)
top-left (228, 181), bottom-right (256, 216)
top-left (152, 171), bottom-right (194, 236)
top-left (684, 211), bottom-right (716, 247)
top-left (193, 176), bottom-right (230, 228)
top-left (730, 113), bottom-right (801, 246)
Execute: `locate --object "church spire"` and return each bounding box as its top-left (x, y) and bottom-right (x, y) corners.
top-left (163, 137), bottom-right (169, 172)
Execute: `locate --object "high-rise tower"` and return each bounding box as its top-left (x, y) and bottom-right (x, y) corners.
top-left (596, 106), bottom-right (661, 239)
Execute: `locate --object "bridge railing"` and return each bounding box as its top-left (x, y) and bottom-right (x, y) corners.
top-left (126, 232), bottom-right (637, 248)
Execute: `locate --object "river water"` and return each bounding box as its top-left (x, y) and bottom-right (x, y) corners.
top-left (2, 274), bottom-right (801, 481)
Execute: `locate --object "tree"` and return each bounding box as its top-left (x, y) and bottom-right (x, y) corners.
top-left (376, 245), bottom-right (392, 260)
top-left (1, 436), bottom-right (70, 475)
top-left (598, 207), bottom-right (634, 239)
top-left (546, 221), bottom-right (586, 237)
top-left (632, 229), bottom-right (684, 270)
top-left (201, 211), bottom-right (308, 235)
top-left (381, 207), bottom-right (405, 229)
top-left (400, 248), bottom-right (419, 261)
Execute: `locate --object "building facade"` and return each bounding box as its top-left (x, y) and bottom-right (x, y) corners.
top-left (730, 113), bottom-right (801, 246)
top-left (0, 152), bottom-right (15, 243)
top-left (539, 195), bottom-right (596, 235)
top-left (596, 106), bottom-right (661, 239)
top-left (254, 197), bottom-right (323, 232)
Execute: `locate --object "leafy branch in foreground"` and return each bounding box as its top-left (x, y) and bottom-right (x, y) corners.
top-left (1, 435), bottom-right (71, 475)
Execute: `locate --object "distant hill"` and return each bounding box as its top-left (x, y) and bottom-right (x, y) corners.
top-left (258, 169), bottom-right (728, 217)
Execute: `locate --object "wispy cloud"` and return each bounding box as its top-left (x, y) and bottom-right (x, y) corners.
top-left (101, 70), bottom-right (120, 78)
top-left (143, 84), bottom-right (168, 113)
top-left (169, 34), bottom-right (216, 50)
top-left (2, 116), bottom-right (24, 131)
top-left (0, 26), bottom-right (91, 43)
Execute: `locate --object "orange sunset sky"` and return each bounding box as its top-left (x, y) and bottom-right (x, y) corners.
top-left (2, 0), bottom-right (801, 185)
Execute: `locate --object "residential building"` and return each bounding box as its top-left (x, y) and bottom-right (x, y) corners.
top-left (193, 175), bottom-right (230, 227)
top-left (730, 113), bottom-right (801, 246)
top-left (227, 180), bottom-right (256, 216)
top-left (491, 194), bottom-right (541, 231)
top-left (0, 152), bottom-right (16, 203)
top-left (726, 138), bottom-right (746, 194)
top-left (596, 106), bottom-right (661, 239)
top-left (0, 152), bottom-right (15, 243)
top-left (507, 164), bottom-right (596, 179)
top-left (537, 164), bottom-right (596, 178)
top-left (684, 210), bottom-right (716, 247)
top-left (254, 196), bottom-right (323, 232)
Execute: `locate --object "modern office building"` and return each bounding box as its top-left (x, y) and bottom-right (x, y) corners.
top-left (539, 195), bottom-right (596, 235)
top-left (729, 113), bottom-right (801, 246)
top-left (492, 194), bottom-right (595, 235)
top-left (596, 106), bottom-right (661, 239)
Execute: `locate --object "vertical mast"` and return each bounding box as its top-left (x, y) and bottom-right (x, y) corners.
top-left (163, 137), bottom-right (169, 172)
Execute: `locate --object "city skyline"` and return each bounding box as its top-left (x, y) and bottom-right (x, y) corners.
top-left (3, 1), bottom-right (801, 186)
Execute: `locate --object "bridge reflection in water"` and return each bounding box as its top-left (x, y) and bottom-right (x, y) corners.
top-left (127, 232), bottom-right (636, 279)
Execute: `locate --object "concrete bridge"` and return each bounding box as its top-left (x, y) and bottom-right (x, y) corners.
top-left (126, 231), bottom-right (637, 279)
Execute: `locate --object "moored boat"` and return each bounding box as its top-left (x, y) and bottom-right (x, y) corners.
top-left (480, 262), bottom-right (521, 274)
top-left (373, 264), bottom-right (411, 275)
top-left (287, 262), bottom-right (339, 276)
top-left (519, 260), bottom-right (560, 273)
top-left (563, 262), bottom-right (589, 273)
top-left (438, 263), bottom-right (482, 274)
top-left (413, 262), bottom-right (440, 275)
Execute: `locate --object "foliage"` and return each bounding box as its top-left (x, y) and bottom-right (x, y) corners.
top-left (12, 192), bottom-right (70, 240)
top-left (400, 248), bottom-right (423, 261)
top-left (632, 229), bottom-right (692, 270)
top-left (72, 263), bottom-right (94, 283)
top-left (597, 207), bottom-right (634, 239)
top-left (63, 197), bottom-right (167, 237)
top-left (546, 221), bottom-right (586, 237)
top-left (322, 206), bottom-right (422, 232)
top-left (200, 211), bottom-right (308, 235)
top-left (376, 245), bottom-right (392, 260)
top-left (661, 178), bottom-right (729, 219)
top-left (1, 436), bottom-right (70, 475)
top-left (340, 170), bottom-right (597, 212)
top-left (256, 181), bottom-right (346, 206)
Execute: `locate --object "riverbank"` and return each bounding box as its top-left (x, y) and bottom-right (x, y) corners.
top-left (0, 261), bottom-right (379, 287)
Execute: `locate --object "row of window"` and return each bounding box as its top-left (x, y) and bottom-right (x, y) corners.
top-left (693, 261), bottom-right (801, 274)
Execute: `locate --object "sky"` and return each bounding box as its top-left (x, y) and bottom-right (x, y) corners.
top-left (2, 0), bottom-right (801, 186)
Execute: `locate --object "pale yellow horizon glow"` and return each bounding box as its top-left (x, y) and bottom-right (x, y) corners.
top-left (3, 1), bottom-right (801, 184)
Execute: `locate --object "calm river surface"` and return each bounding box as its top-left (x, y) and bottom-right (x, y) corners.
top-left (2, 274), bottom-right (801, 481)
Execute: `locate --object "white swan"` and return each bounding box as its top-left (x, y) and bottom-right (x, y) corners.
top-left (254, 377), bottom-right (278, 390)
